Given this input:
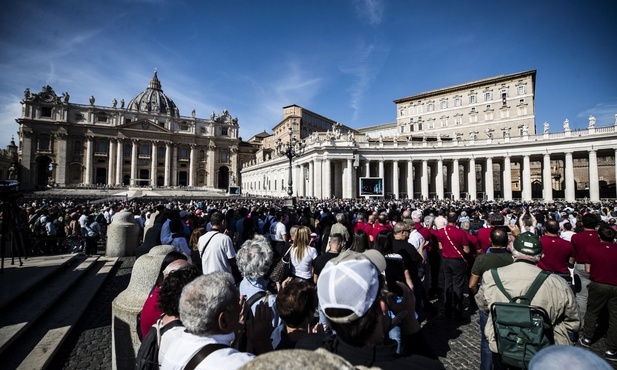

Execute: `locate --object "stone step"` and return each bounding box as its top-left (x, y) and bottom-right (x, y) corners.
top-left (0, 256), bottom-right (119, 370)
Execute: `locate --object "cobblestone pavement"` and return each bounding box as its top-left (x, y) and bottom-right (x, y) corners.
top-left (53, 257), bottom-right (616, 369)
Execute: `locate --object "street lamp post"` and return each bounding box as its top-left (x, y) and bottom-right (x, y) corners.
top-left (276, 125), bottom-right (305, 206)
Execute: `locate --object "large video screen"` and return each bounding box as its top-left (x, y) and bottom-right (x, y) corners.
top-left (359, 177), bottom-right (384, 197)
top-left (227, 186), bottom-right (241, 195)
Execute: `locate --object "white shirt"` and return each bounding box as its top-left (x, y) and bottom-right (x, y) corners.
top-left (158, 325), bottom-right (184, 365)
top-left (198, 230), bottom-right (236, 283)
top-left (160, 332), bottom-right (253, 370)
top-left (274, 222), bottom-right (287, 242)
top-left (290, 246), bottom-right (318, 280)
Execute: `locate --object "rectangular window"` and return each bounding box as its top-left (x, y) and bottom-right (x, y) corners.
top-left (97, 114), bottom-right (107, 122)
top-left (440, 118), bottom-right (448, 127)
top-left (455, 116), bottom-right (462, 125)
top-left (484, 92), bottom-right (492, 101)
top-left (417, 105), bottom-right (423, 114)
top-left (222, 128), bottom-right (229, 136)
top-left (517, 86), bottom-right (526, 95)
top-left (220, 151), bottom-right (229, 163)
top-left (469, 95), bottom-right (477, 104)
top-left (469, 115), bottom-right (477, 123)
top-left (41, 107), bottom-right (52, 117)
top-left (500, 110), bottom-right (509, 119)
top-left (440, 100), bottom-right (448, 109)
top-left (485, 112), bottom-right (494, 121)
top-left (124, 144), bottom-right (131, 157)
top-left (427, 102), bottom-right (435, 112)
top-left (454, 97), bottom-right (461, 107)
top-left (399, 108), bottom-right (405, 117)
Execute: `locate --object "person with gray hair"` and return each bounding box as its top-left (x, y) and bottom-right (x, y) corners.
top-left (161, 272), bottom-right (271, 370)
top-left (237, 235), bottom-right (279, 326)
top-left (330, 212), bottom-right (350, 246)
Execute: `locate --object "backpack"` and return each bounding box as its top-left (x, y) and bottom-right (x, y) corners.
top-left (263, 215), bottom-right (275, 235)
top-left (234, 291), bottom-right (268, 353)
top-left (135, 317), bottom-right (183, 370)
top-left (490, 269), bottom-right (554, 369)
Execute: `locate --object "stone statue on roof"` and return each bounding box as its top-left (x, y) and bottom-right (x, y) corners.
top-left (112, 98), bottom-right (117, 108)
top-left (588, 115), bottom-right (596, 128)
top-left (563, 119), bottom-right (570, 131)
top-left (120, 98), bottom-right (125, 109)
top-left (89, 95), bottom-right (95, 105)
top-left (544, 121), bottom-right (549, 133)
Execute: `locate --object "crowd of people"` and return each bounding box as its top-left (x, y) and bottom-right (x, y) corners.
top-left (6, 196), bottom-right (617, 368)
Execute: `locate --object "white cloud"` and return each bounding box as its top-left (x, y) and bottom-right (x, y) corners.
top-left (339, 42), bottom-right (390, 122)
top-left (352, 0), bottom-right (385, 25)
top-left (577, 99), bottom-right (617, 126)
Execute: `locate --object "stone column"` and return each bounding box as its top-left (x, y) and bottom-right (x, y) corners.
top-left (522, 155), bottom-right (532, 201)
top-left (206, 143), bottom-right (215, 187)
top-left (189, 144), bottom-right (196, 187)
top-left (116, 139), bottom-right (123, 185)
top-left (565, 151), bottom-right (575, 202)
top-left (314, 159), bottom-right (322, 199)
top-left (436, 159), bottom-right (444, 200)
top-left (588, 150), bottom-right (599, 202)
top-left (164, 142), bottom-right (171, 187)
top-left (365, 160), bottom-right (371, 177)
top-left (151, 142), bottom-right (158, 187)
top-left (542, 154), bottom-right (553, 202)
top-left (485, 157), bottom-right (494, 201)
top-left (346, 158), bottom-right (354, 199)
top-left (85, 136), bottom-right (93, 184)
top-left (308, 160), bottom-right (314, 197)
top-left (172, 145), bottom-right (178, 187)
top-left (392, 160), bottom-right (399, 199)
top-left (378, 160), bottom-right (384, 178)
top-left (452, 158), bottom-right (460, 200)
top-left (55, 133), bottom-right (68, 186)
top-left (503, 156), bottom-right (512, 201)
top-left (468, 157), bottom-right (477, 200)
top-left (130, 140), bottom-right (138, 186)
top-left (323, 158), bottom-right (332, 199)
top-left (406, 160), bottom-right (414, 199)
top-left (421, 160), bottom-right (429, 200)
top-left (108, 139), bottom-right (116, 186)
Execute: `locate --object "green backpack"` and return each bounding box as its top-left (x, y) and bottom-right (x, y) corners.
top-left (490, 269), bottom-right (555, 369)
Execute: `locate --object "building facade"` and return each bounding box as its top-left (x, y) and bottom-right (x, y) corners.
top-left (16, 72), bottom-right (250, 190)
top-left (241, 72), bottom-right (617, 202)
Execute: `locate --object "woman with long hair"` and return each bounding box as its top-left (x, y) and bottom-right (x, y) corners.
top-left (188, 227), bottom-right (206, 272)
top-left (290, 226), bottom-right (318, 283)
top-left (349, 229), bottom-right (370, 253)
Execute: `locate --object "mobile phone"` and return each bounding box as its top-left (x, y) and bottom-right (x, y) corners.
top-left (385, 257), bottom-right (406, 296)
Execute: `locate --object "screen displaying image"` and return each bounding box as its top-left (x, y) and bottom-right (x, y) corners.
top-left (359, 177), bottom-right (384, 197)
top-left (227, 186), bottom-right (241, 195)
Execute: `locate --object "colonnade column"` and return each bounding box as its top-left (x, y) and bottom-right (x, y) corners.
top-left (189, 144), bottom-right (196, 187)
top-left (164, 142), bottom-right (171, 187)
top-left (392, 160), bottom-right (399, 199)
top-left (130, 139), bottom-right (138, 186)
top-left (378, 160), bottom-right (384, 178)
top-left (588, 150), bottom-right (599, 202)
top-left (485, 157), bottom-right (494, 201)
top-left (365, 160), bottom-right (370, 177)
top-left (542, 154), bottom-right (553, 202)
top-left (151, 142), bottom-right (158, 187)
top-left (345, 159), bottom-right (354, 198)
top-left (314, 159), bottom-right (323, 199)
top-left (85, 136), bottom-right (93, 184)
top-left (452, 159), bottom-right (460, 200)
top-left (172, 145), bottom-right (178, 187)
top-left (564, 151), bottom-right (575, 202)
top-left (406, 160), bottom-right (414, 199)
top-left (308, 160), bottom-right (314, 197)
top-left (421, 160), bottom-right (429, 200)
top-left (522, 155), bottom-right (532, 201)
top-left (468, 157), bottom-right (476, 200)
top-left (436, 159), bottom-right (444, 200)
top-left (115, 139), bottom-right (123, 185)
top-left (503, 156), bottom-right (512, 201)
top-left (323, 158), bottom-right (331, 199)
top-left (108, 139), bottom-right (116, 186)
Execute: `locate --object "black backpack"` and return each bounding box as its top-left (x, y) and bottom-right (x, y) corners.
top-left (490, 269), bottom-right (554, 369)
top-left (135, 317), bottom-right (183, 370)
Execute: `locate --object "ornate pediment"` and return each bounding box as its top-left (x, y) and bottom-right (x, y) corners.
top-left (120, 119), bottom-right (171, 133)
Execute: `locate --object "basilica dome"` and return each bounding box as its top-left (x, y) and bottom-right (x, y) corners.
top-left (127, 71), bottom-right (179, 117)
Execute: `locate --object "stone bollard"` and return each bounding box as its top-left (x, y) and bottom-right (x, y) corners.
top-left (111, 244), bottom-right (175, 370)
top-left (106, 210), bottom-right (140, 257)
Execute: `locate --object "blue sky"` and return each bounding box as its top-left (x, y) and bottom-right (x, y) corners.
top-left (1, 0), bottom-right (616, 148)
